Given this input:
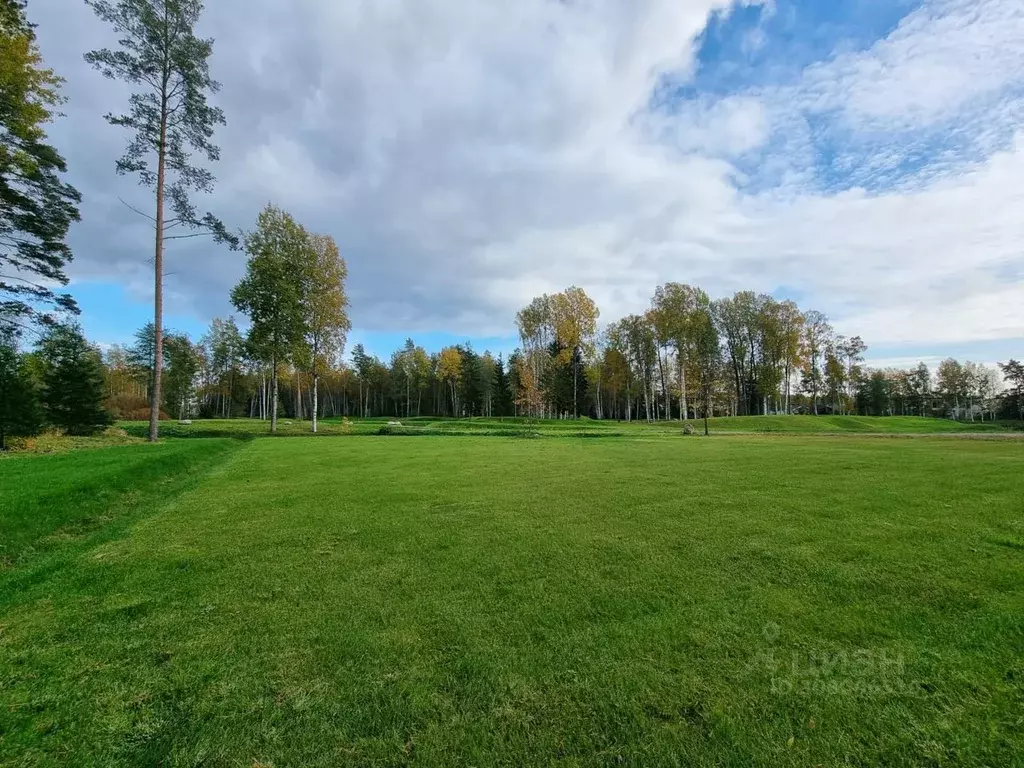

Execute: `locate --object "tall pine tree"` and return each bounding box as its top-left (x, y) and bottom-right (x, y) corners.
top-left (85, 0), bottom-right (237, 442)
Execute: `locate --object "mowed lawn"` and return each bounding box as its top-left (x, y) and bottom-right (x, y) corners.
top-left (117, 413), bottom-right (1021, 440)
top-left (1, 437), bottom-right (1023, 766)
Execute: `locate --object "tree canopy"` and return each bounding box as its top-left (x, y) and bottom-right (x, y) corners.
top-left (0, 0), bottom-right (81, 332)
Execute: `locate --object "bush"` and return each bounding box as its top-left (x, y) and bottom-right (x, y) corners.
top-left (104, 392), bottom-right (150, 420)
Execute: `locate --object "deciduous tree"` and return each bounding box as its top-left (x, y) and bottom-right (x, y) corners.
top-left (163, 331), bottom-right (200, 419)
top-left (231, 205), bottom-right (306, 433)
top-left (651, 283), bottom-right (701, 420)
top-left (937, 358), bottom-right (968, 418)
top-left (295, 233), bottom-right (349, 433)
top-left (800, 310), bottom-right (832, 415)
top-left (999, 360), bottom-right (1023, 420)
top-left (0, 0), bottom-right (81, 331)
top-left (690, 302), bottom-right (720, 435)
top-left (550, 286), bottom-right (599, 418)
top-left (437, 346), bottom-right (463, 416)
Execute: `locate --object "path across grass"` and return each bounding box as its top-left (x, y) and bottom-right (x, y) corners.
top-left (1, 436), bottom-right (1022, 766)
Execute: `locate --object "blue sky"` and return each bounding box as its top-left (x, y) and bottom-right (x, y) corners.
top-left (31, 0), bottom-right (1024, 368)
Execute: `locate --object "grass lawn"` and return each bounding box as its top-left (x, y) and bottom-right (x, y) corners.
top-left (1, 436), bottom-right (1022, 766)
top-left (118, 414), bottom-right (1023, 440)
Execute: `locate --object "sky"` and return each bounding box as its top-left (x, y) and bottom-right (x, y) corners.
top-left (26, 0), bottom-right (1024, 369)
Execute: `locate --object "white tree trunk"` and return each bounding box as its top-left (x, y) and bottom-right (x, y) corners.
top-left (270, 367), bottom-right (279, 433)
top-left (680, 353), bottom-right (688, 421)
top-left (312, 374), bottom-right (319, 433)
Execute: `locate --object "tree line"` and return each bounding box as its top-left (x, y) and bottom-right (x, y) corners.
top-left (14, 277), bottom-right (1017, 439)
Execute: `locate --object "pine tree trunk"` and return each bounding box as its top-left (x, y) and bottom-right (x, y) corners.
top-left (148, 105), bottom-right (168, 443)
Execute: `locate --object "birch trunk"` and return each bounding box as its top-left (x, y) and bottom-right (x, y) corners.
top-left (270, 359), bottom-right (279, 433)
top-left (312, 374), bottom-right (318, 433)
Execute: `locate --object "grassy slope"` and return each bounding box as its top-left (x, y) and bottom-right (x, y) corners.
top-left (0, 440), bottom-right (240, 569)
top-left (119, 414), bottom-right (1022, 439)
top-left (702, 414), bottom-right (1018, 433)
top-left (1, 437), bottom-right (1022, 766)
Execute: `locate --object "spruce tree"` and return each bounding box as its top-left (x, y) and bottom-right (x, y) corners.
top-left (0, 334), bottom-right (43, 449)
top-left (38, 325), bottom-right (112, 435)
top-left (493, 354), bottom-right (512, 417)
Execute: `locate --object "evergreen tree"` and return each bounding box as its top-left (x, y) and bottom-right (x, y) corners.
top-left (0, 332), bottom-right (43, 449)
top-left (458, 346), bottom-right (485, 416)
top-left (541, 341), bottom-right (576, 417)
top-left (493, 354), bottom-right (513, 417)
top-left (85, 0), bottom-right (237, 442)
top-left (126, 321), bottom-right (156, 394)
top-left (37, 325), bottom-right (112, 435)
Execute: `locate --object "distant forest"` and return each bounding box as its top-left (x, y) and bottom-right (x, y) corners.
top-left (98, 282), bottom-right (1023, 425)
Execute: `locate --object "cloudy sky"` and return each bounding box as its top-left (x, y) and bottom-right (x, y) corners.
top-left (28, 0), bottom-right (1024, 367)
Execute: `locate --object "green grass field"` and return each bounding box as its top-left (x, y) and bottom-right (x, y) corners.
top-left (2, 431), bottom-right (1023, 766)
top-left (116, 413), bottom-right (1022, 440)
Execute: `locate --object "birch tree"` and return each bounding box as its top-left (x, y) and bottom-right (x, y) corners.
top-left (437, 347), bottom-right (462, 416)
top-left (777, 301), bottom-right (803, 414)
top-left (690, 301), bottom-right (720, 435)
top-left (999, 360), bottom-right (1024, 420)
top-left (515, 294), bottom-right (553, 417)
top-left (295, 233), bottom-right (349, 433)
top-left (230, 205), bottom-right (305, 433)
top-left (200, 316), bottom-right (243, 417)
top-left (651, 283), bottom-right (701, 420)
top-left (936, 358), bottom-right (968, 419)
top-left (85, 0), bottom-right (236, 442)
top-left (550, 286), bottom-right (599, 418)
top-left (800, 310), bottom-right (832, 415)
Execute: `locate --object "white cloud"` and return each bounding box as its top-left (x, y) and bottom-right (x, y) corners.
top-left (24, 0), bottom-right (1024, 356)
top-left (805, 0), bottom-right (1024, 131)
top-left (642, 96), bottom-right (770, 157)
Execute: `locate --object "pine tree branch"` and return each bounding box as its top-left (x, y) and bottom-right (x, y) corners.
top-left (119, 197), bottom-right (156, 222)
